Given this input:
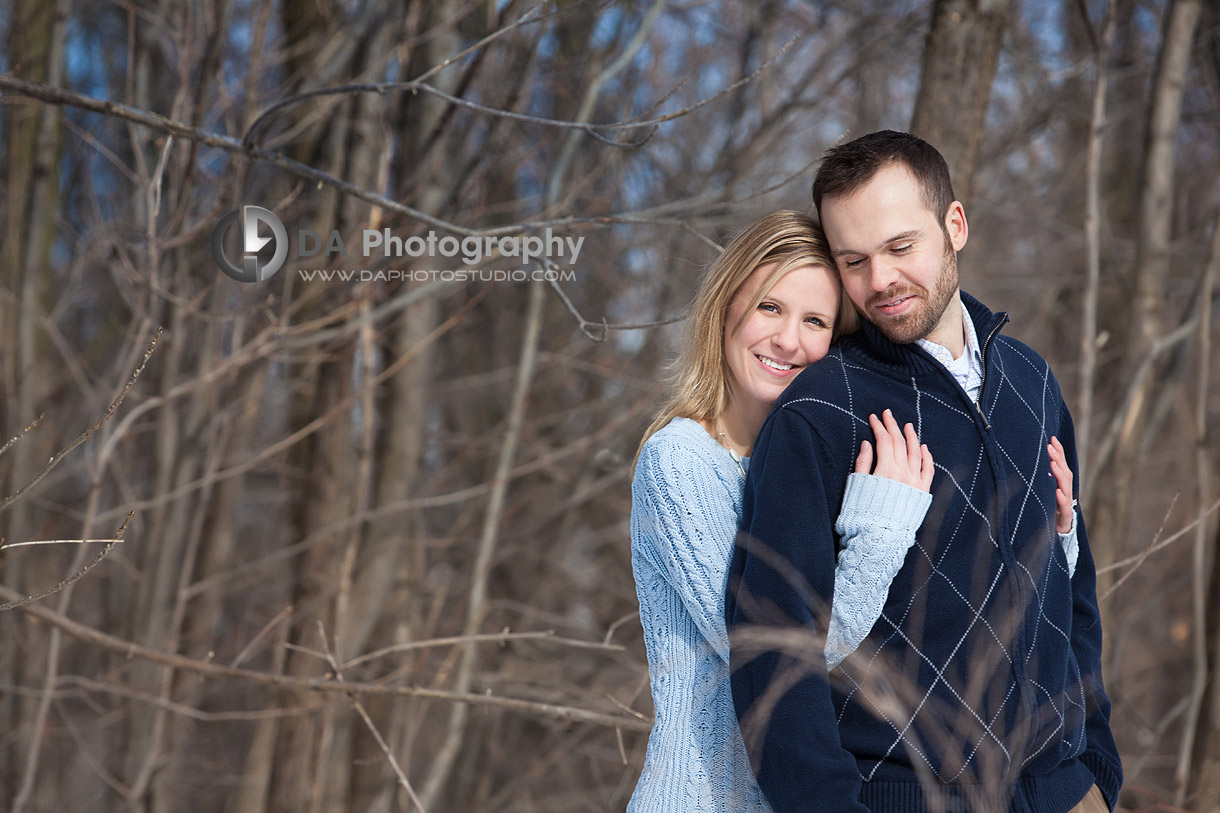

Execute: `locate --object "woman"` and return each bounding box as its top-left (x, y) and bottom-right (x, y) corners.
top-left (628, 211), bottom-right (1078, 811)
top-left (629, 211), bottom-right (934, 812)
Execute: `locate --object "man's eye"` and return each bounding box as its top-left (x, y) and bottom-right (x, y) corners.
top-left (893, 244), bottom-right (913, 253)
top-left (845, 258), bottom-right (866, 269)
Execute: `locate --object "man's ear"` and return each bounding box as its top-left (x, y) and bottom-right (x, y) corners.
top-left (945, 201), bottom-right (968, 252)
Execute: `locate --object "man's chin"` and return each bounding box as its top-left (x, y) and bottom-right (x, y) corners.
top-left (866, 313), bottom-right (926, 344)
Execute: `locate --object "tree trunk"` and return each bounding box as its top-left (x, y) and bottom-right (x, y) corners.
top-left (1, 0), bottom-right (68, 805)
top-left (909, 0), bottom-right (1012, 198)
top-left (1192, 515), bottom-right (1220, 812)
top-left (1091, 0), bottom-right (1201, 663)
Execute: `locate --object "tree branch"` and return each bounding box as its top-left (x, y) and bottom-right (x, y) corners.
top-left (0, 327), bottom-right (161, 513)
top-left (0, 513), bottom-right (133, 612)
top-left (0, 585), bottom-right (651, 732)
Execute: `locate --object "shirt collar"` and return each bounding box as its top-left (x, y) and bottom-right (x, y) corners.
top-left (916, 297), bottom-right (981, 366)
top-left (846, 291), bottom-right (1007, 376)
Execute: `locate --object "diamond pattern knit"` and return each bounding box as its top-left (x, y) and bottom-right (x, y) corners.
top-left (727, 294), bottom-right (1122, 813)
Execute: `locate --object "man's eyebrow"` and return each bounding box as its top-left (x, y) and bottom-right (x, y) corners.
top-left (831, 230), bottom-right (923, 257)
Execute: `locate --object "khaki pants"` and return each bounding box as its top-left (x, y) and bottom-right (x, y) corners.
top-left (1067, 784), bottom-right (1109, 813)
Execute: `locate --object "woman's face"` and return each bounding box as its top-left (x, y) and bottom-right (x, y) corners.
top-left (724, 262), bottom-right (840, 413)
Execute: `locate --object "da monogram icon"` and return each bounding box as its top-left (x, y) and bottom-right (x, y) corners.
top-left (212, 205), bottom-right (289, 282)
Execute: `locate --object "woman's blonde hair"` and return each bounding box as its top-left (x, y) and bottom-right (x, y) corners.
top-left (636, 210), bottom-right (856, 461)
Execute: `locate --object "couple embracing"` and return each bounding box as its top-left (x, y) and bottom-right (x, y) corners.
top-left (629, 131), bottom-right (1122, 812)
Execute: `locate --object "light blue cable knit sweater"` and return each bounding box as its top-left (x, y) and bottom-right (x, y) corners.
top-left (628, 417), bottom-right (934, 813)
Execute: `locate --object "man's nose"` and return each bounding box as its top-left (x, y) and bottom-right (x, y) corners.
top-left (869, 257), bottom-right (900, 291)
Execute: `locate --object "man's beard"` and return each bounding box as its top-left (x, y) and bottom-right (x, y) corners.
top-left (864, 245), bottom-right (959, 345)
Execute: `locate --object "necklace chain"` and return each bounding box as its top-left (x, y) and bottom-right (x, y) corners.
top-left (715, 419), bottom-right (736, 452)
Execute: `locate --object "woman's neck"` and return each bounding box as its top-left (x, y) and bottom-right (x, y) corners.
top-left (705, 398), bottom-right (769, 457)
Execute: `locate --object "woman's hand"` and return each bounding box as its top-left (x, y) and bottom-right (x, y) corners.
top-left (854, 409), bottom-right (934, 492)
top-left (1047, 436), bottom-right (1075, 533)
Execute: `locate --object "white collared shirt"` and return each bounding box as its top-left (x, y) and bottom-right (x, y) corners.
top-left (917, 298), bottom-right (983, 402)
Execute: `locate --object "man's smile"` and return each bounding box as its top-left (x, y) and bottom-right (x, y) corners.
top-left (873, 291), bottom-right (918, 315)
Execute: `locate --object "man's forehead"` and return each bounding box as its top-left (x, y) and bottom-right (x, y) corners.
top-left (823, 162), bottom-right (922, 208)
top-left (821, 174), bottom-right (936, 246)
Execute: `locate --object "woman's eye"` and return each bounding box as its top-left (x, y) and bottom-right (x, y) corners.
top-left (806, 317), bottom-right (828, 328)
top-left (759, 303), bottom-right (779, 313)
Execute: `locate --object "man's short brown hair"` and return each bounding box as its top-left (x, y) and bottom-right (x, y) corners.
top-left (812, 130), bottom-right (957, 233)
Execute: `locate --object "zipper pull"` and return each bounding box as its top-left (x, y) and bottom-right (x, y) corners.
top-left (976, 401), bottom-right (991, 430)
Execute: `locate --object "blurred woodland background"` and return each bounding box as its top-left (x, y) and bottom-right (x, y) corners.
top-left (1, 0), bottom-right (1218, 810)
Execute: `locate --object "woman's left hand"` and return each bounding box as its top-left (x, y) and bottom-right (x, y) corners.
top-left (854, 409), bottom-right (934, 492)
top-left (1047, 436), bottom-right (1075, 533)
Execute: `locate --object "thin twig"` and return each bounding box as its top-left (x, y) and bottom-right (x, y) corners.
top-left (241, 33), bottom-right (800, 149)
top-left (55, 675), bottom-right (323, 723)
top-left (54, 699), bottom-right (130, 799)
top-left (1082, 318), bottom-right (1198, 506)
top-left (1097, 496), bottom-right (1220, 603)
top-left (0, 44), bottom-right (792, 244)
top-left (246, 80), bottom-right (655, 150)
top-left (0, 74), bottom-right (758, 243)
top-left (0, 538), bottom-right (126, 550)
top-left (316, 622), bottom-right (426, 813)
top-left (603, 611), bottom-right (640, 646)
top-left (547, 275), bottom-right (685, 342)
top-left (411, 1), bottom-right (550, 85)
top-left (245, 0), bottom-right (554, 148)
top-left (0, 328), bottom-right (162, 513)
top-left (351, 692), bottom-right (427, 812)
top-left (1095, 495), bottom-right (1220, 576)
top-left (341, 629), bottom-right (624, 671)
top-left (95, 289), bottom-right (486, 525)
top-left (604, 693), bottom-right (649, 723)
top-left (0, 512), bottom-right (135, 612)
top-left (0, 414), bottom-right (45, 461)
top-left (179, 388), bottom-right (658, 600)
top-left (231, 606), bottom-right (295, 668)
top-left (0, 587), bottom-right (651, 731)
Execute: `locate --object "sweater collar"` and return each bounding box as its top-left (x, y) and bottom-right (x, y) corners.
top-left (847, 291), bottom-right (1009, 376)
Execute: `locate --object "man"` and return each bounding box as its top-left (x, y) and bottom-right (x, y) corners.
top-left (726, 131), bottom-right (1122, 812)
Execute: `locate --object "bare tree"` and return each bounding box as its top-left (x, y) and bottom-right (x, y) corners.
top-left (910, 0), bottom-right (1013, 195)
top-left (0, 1), bottom-right (1218, 810)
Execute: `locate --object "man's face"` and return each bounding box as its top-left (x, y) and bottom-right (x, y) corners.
top-left (820, 162), bottom-right (967, 345)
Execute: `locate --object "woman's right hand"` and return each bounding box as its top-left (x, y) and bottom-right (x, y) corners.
top-left (854, 409), bottom-right (934, 492)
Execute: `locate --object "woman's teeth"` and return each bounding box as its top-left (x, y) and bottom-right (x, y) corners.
top-left (758, 356), bottom-right (794, 371)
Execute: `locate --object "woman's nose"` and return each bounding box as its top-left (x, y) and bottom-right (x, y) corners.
top-left (771, 318), bottom-right (799, 352)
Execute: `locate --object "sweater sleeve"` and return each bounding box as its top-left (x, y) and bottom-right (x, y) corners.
top-left (1059, 510), bottom-right (1079, 578)
top-left (727, 407), bottom-right (869, 813)
top-left (633, 439), bottom-right (740, 662)
top-left (826, 473), bottom-right (932, 670)
top-left (1057, 404), bottom-right (1124, 808)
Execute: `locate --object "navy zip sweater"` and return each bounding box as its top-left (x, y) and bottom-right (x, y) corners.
top-left (727, 293), bottom-right (1122, 812)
